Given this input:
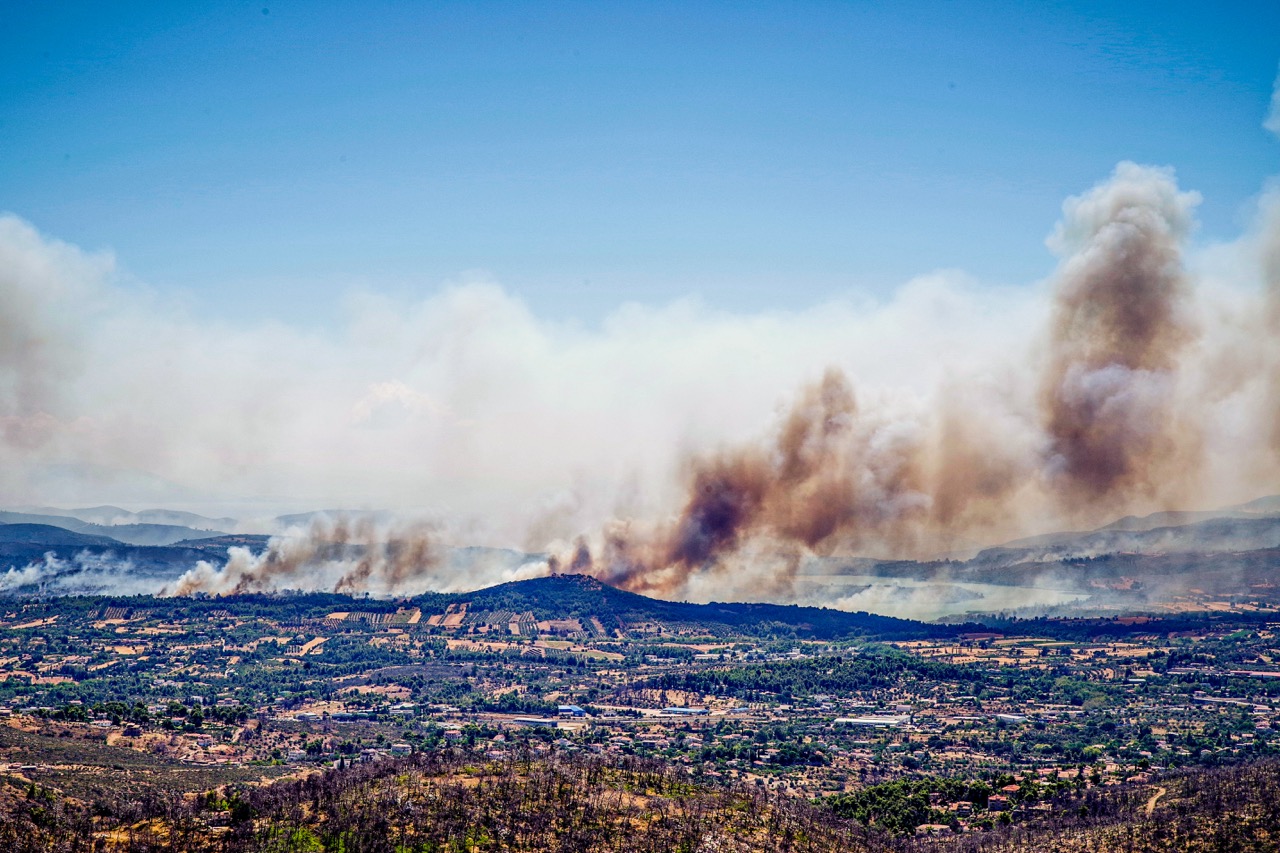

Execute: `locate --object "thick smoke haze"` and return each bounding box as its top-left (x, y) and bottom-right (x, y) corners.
top-left (166, 516), bottom-right (443, 597)
top-left (1262, 191), bottom-right (1280, 457)
top-left (2, 162), bottom-right (1279, 602)
top-left (1039, 163), bottom-right (1201, 513)
top-left (546, 165), bottom-right (1278, 598)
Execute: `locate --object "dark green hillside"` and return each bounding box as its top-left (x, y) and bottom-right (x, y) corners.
top-left (0, 511), bottom-right (231, 546)
top-left (0, 523), bottom-right (126, 566)
top-left (0, 524), bottom-right (269, 566)
top-left (17, 589), bottom-right (436, 623)
top-left (0, 511), bottom-right (125, 536)
top-left (0, 523), bottom-right (123, 548)
top-left (4, 574), bottom-right (961, 641)
top-left (462, 573), bottom-right (965, 639)
top-left (0, 527), bottom-right (274, 595)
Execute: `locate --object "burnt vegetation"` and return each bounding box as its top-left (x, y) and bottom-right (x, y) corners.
top-left (4, 751), bottom-right (1280, 852)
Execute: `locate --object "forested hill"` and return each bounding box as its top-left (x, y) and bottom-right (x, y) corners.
top-left (14, 574), bottom-right (972, 641)
top-left (466, 573), bottom-right (966, 640)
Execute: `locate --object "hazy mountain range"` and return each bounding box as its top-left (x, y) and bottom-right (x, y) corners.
top-left (1, 497), bottom-right (1277, 616)
top-left (1, 506), bottom-right (235, 546)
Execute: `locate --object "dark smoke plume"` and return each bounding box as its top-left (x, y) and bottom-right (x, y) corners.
top-left (552, 164), bottom-right (1269, 599)
top-left (552, 368), bottom-right (1025, 596)
top-left (14, 163), bottom-right (1267, 604)
top-left (1039, 162), bottom-right (1201, 513)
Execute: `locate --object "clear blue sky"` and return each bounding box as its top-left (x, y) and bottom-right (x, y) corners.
top-left (2, 1), bottom-right (1278, 323)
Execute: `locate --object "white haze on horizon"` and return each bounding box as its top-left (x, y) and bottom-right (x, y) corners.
top-left (1, 161), bottom-right (1279, 597)
top-left (0, 217), bottom-right (1053, 538)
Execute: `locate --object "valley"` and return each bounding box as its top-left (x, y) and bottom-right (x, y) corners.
top-left (1, 575), bottom-right (1279, 849)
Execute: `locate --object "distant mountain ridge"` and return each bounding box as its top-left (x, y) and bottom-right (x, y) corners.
top-left (975, 515), bottom-right (1280, 567)
top-left (0, 523), bottom-right (123, 550)
top-left (1232, 494), bottom-right (1280, 514)
top-left (3, 496), bottom-right (1279, 613)
top-left (0, 511), bottom-right (227, 546)
top-left (15, 504), bottom-right (237, 530)
top-left (0, 523), bottom-right (270, 596)
top-left (1099, 509), bottom-right (1267, 533)
top-left (272, 509), bottom-right (394, 528)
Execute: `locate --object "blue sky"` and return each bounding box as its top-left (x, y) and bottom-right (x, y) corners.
top-left (2, 0), bottom-right (1278, 324)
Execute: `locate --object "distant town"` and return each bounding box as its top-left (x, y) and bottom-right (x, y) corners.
top-left (1, 577), bottom-right (1278, 843)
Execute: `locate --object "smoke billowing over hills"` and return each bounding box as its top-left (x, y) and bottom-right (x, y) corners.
top-left (548, 165), bottom-right (1279, 600)
top-left (3, 162), bottom-right (1280, 605)
top-left (166, 516), bottom-right (443, 597)
top-left (1040, 164), bottom-right (1201, 511)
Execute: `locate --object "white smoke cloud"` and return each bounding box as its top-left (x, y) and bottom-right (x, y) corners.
top-left (829, 580), bottom-right (1086, 622)
top-left (1, 158), bottom-right (1278, 600)
top-left (0, 214), bottom-right (1050, 544)
top-left (0, 550), bottom-right (155, 596)
top-left (1265, 66), bottom-right (1280, 140)
top-left (166, 538), bottom-right (544, 598)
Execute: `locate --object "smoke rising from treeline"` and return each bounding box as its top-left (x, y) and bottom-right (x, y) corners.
top-left (549, 164), bottom-right (1280, 598)
top-left (3, 162), bottom-right (1280, 601)
top-left (166, 516), bottom-right (443, 596)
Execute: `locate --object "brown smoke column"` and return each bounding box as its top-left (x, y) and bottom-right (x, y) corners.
top-left (560, 165), bottom-right (1218, 596)
top-left (1038, 165), bottom-right (1201, 514)
top-left (1263, 195), bottom-right (1280, 458)
top-left (162, 166), bottom-right (1273, 602)
top-left (556, 368), bottom-right (1018, 595)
